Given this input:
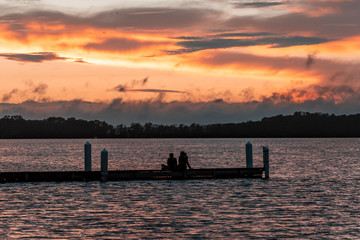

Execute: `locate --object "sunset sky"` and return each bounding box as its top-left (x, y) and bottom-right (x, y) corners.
top-left (0, 0), bottom-right (359, 124)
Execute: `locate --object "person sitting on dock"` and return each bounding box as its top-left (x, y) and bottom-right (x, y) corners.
top-left (178, 151), bottom-right (191, 171)
top-left (161, 153), bottom-right (177, 171)
top-left (167, 153), bottom-right (177, 171)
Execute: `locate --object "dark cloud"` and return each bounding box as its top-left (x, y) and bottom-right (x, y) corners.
top-left (0, 8), bottom-right (220, 31)
top-left (314, 85), bottom-right (355, 98)
top-left (240, 87), bottom-right (255, 102)
top-left (91, 8), bottom-right (220, 30)
top-left (84, 38), bottom-right (162, 52)
top-left (2, 82), bottom-right (49, 102)
top-left (306, 54), bottom-right (315, 69)
top-left (124, 89), bottom-right (185, 93)
top-left (234, 2), bottom-right (284, 8)
top-left (2, 89), bottom-right (18, 102)
top-left (74, 58), bottom-right (88, 63)
top-left (114, 85), bottom-right (185, 94)
top-left (33, 83), bottom-right (48, 94)
top-left (214, 32), bottom-right (274, 37)
top-left (0, 52), bottom-right (68, 62)
top-left (259, 36), bottom-right (331, 48)
top-left (113, 77), bottom-right (148, 92)
top-left (172, 36), bottom-right (203, 40)
top-left (131, 77), bottom-right (148, 87)
top-left (173, 31), bottom-right (273, 41)
top-left (113, 77), bottom-right (184, 94)
top-left (114, 84), bottom-right (127, 92)
top-left (175, 36), bottom-right (330, 53)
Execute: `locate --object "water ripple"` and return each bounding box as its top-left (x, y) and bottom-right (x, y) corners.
top-left (0, 138), bottom-right (359, 239)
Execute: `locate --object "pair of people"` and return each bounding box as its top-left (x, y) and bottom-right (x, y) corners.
top-left (162, 151), bottom-right (191, 171)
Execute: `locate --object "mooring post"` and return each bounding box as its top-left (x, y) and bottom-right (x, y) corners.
top-left (246, 141), bottom-right (253, 168)
top-left (101, 148), bottom-right (108, 181)
top-left (84, 141), bottom-right (92, 171)
top-left (263, 146), bottom-right (269, 179)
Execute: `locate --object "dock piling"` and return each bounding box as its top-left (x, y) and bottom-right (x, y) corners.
top-left (101, 148), bottom-right (108, 181)
top-left (246, 141), bottom-right (253, 168)
top-left (263, 146), bottom-right (269, 179)
top-left (84, 141), bottom-right (91, 171)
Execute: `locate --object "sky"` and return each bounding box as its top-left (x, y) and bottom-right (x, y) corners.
top-left (0, 0), bottom-right (359, 124)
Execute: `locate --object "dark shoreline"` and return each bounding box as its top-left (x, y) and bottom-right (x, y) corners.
top-left (1, 111), bottom-right (360, 138)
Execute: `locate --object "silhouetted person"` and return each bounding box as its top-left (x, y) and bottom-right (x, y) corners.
top-left (167, 153), bottom-right (177, 171)
top-left (161, 153), bottom-right (177, 171)
top-left (178, 151), bottom-right (191, 171)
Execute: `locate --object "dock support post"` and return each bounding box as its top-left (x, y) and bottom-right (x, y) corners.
top-left (84, 141), bottom-right (91, 171)
top-left (263, 146), bottom-right (269, 179)
top-left (246, 141), bottom-right (253, 168)
top-left (101, 149), bottom-right (108, 181)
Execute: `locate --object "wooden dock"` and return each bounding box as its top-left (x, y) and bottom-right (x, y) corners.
top-left (0, 141), bottom-right (269, 183)
top-left (0, 167), bottom-right (265, 183)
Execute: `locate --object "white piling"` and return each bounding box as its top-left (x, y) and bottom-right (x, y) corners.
top-left (101, 148), bottom-right (108, 181)
top-left (246, 141), bottom-right (253, 168)
top-left (84, 141), bottom-right (91, 171)
top-left (263, 146), bottom-right (269, 179)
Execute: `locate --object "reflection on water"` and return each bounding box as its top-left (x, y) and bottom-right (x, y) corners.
top-left (0, 138), bottom-right (359, 239)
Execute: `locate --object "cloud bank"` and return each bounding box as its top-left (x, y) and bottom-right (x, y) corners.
top-left (1, 97), bottom-right (360, 125)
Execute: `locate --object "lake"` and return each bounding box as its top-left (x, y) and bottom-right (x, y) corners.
top-left (0, 138), bottom-right (359, 239)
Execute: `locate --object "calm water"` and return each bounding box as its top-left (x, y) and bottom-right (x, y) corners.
top-left (0, 138), bottom-right (359, 239)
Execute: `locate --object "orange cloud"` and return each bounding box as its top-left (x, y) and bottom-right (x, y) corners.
top-left (314, 35), bottom-right (360, 60)
top-left (0, 4), bottom-right (359, 108)
top-left (180, 50), bottom-right (321, 80)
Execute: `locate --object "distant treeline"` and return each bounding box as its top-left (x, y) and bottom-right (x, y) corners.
top-left (1, 112), bottom-right (360, 138)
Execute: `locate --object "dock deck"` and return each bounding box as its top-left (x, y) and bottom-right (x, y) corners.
top-left (0, 167), bottom-right (265, 183)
